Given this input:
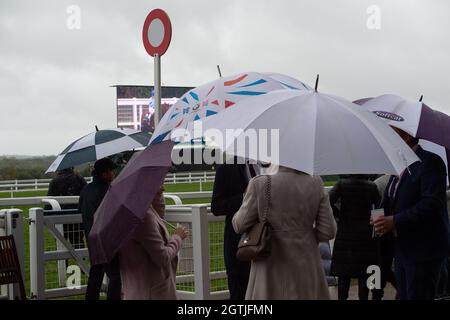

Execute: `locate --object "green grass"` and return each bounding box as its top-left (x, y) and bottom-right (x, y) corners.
top-left (164, 181), bottom-right (213, 193)
top-left (0, 190), bottom-right (48, 198)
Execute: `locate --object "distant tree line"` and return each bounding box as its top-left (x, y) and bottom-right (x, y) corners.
top-left (0, 156), bottom-right (91, 180)
top-left (0, 154), bottom-right (340, 182)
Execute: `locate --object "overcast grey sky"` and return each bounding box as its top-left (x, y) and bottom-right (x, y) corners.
top-left (1, 0), bottom-right (449, 155)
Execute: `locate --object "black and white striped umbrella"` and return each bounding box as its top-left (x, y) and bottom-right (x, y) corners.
top-left (46, 128), bottom-right (151, 173)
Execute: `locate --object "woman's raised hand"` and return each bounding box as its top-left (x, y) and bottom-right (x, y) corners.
top-left (175, 224), bottom-right (189, 240)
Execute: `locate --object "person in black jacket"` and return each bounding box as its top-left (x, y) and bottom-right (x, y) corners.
top-left (79, 158), bottom-right (121, 300)
top-left (373, 128), bottom-right (450, 300)
top-left (329, 175), bottom-right (381, 300)
top-left (211, 160), bottom-right (258, 300)
top-left (47, 168), bottom-right (87, 249)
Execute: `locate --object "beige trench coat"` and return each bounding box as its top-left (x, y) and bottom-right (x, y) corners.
top-left (119, 191), bottom-right (182, 300)
top-left (232, 166), bottom-right (337, 300)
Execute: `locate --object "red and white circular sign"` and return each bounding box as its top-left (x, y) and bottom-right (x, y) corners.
top-left (142, 9), bottom-right (172, 57)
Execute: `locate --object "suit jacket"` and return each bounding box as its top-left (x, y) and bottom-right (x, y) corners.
top-left (383, 146), bottom-right (450, 262)
top-left (232, 167), bottom-right (337, 299)
top-left (119, 191), bottom-right (182, 300)
top-left (211, 164), bottom-right (251, 277)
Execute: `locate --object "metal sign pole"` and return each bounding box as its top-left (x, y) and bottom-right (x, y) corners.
top-left (154, 53), bottom-right (161, 127)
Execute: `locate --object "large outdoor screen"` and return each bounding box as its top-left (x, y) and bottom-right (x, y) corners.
top-left (115, 85), bottom-right (193, 133)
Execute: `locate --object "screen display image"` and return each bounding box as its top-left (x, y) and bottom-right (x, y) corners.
top-left (115, 85), bottom-right (193, 133)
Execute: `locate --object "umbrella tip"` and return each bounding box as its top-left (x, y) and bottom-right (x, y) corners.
top-left (95, 125), bottom-right (99, 132)
top-left (314, 74), bottom-right (319, 92)
top-left (419, 95), bottom-right (423, 102)
top-left (217, 65), bottom-right (222, 78)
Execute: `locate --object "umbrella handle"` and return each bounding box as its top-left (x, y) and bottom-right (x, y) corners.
top-left (164, 220), bottom-right (177, 230)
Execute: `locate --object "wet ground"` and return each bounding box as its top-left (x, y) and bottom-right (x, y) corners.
top-left (329, 283), bottom-right (397, 300)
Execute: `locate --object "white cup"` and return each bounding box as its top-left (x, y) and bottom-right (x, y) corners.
top-left (371, 208), bottom-right (385, 220)
top-left (371, 208), bottom-right (385, 237)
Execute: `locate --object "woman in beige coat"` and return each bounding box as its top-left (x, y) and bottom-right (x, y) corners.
top-left (232, 166), bottom-right (337, 300)
top-left (119, 186), bottom-right (188, 300)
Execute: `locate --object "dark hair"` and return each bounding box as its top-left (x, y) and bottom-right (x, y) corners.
top-left (92, 158), bottom-right (116, 176)
top-left (58, 167), bottom-right (74, 175)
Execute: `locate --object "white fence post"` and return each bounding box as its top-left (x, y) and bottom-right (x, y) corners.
top-left (5, 209), bottom-right (25, 300)
top-left (29, 208), bottom-right (46, 300)
top-left (42, 200), bottom-right (68, 287)
top-left (0, 209), bottom-right (25, 300)
top-left (0, 210), bottom-right (7, 298)
top-left (191, 205), bottom-right (210, 300)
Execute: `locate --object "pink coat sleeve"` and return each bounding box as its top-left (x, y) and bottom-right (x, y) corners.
top-left (314, 177), bottom-right (337, 241)
top-left (136, 210), bottom-right (182, 268)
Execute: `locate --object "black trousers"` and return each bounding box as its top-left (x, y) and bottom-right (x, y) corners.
top-left (436, 258), bottom-right (450, 297)
top-left (395, 255), bottom-right (443, 300)
top-left (224, 221), bottom-right (250, 300)
top-left (338, 276), bottom-right (369, 300)
top-left (372, 261), bottom-right (397, 300)
top-left (227, 273), bottom-right (250, 300)
top-left (85, 255), bottom-right (121, 300)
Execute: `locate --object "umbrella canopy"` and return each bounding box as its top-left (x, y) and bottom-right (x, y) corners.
top-left (46, 128), bottom-right (151, 173)
top-left (419, 140), bottom-right (449, 185)
top-left (150, 72), bottom-right (311, 144)
top-left (88, 140), bottom-right (173, 265)
top-left (187, 89), bottom-right (420, 175)
top-left (354, 94), bottom-right (450, 150)
top-left (88, 73), bottom-right (311, 264)
top-left (355, 94), bottom-right (450, 182)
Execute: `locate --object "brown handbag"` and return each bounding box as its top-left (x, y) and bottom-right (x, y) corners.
top-left (236, 175), bottom-right (272, 261)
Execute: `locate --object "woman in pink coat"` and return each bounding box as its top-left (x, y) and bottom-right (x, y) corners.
top-left (119, 186), bottom-right (189, 299)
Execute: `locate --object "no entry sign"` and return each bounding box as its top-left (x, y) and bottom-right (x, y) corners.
top-left (142, 9), bottom-right (172, 127)
top-left (142, 9), bottom-right (172, 57)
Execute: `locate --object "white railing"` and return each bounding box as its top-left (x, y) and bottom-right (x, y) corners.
top-left (0, 192), bottom-right (212, 207)
top-left (0, 209), bottom-right (25, 300)
top-left (27, 204), bottom-right (227, 300)
top-left (0, 171), bottom-right (216, 195)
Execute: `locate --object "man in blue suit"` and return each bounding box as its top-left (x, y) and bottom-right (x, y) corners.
top-left (373, 127), bottom-right (450, 300)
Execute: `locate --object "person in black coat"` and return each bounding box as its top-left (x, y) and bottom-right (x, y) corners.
top-left (211, 161), bottom-right (257, 300)
top-left (47, 168), bottom-right (87, 249)
top-left (79, 158), bottom-right (121, 300)
top-left (329, 175), bottom-right (381, 300)
top-left (373, 127), bottom-right (450, 300)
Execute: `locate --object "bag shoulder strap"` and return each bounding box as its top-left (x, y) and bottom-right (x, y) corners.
top-left (261, 175), bottom-right (271, 222)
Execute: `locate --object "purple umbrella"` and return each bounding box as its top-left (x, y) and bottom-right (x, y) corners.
top-left (354, 94), bottom-right (450, 182)
top-left (88, 140), bottom-right (174, 265)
